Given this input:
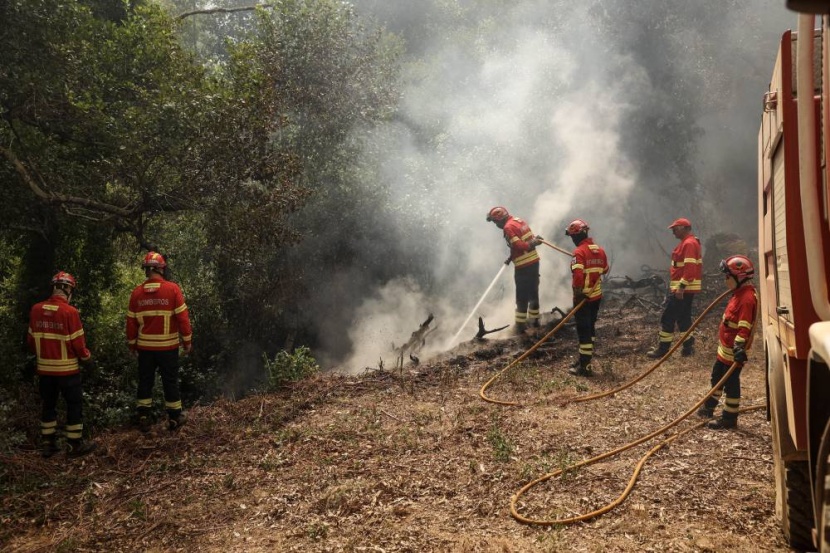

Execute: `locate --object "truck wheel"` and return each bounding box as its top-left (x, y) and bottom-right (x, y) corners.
top-left (781, 460), bottom-right (815, 550)
top-left (769, 342), bottom-right (814, 549)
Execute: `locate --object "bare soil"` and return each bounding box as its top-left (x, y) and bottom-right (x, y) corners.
top-left (0, 297), bottom-right (791, 552)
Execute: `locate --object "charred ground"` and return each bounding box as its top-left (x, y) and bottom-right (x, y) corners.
top-left (1, 292), bottom-right (789, 552)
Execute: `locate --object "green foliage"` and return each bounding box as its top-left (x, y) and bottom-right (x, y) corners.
top-left (487, 424), bottom-right (514, 462)
top-left (264, 347), bottom-right (320, 390)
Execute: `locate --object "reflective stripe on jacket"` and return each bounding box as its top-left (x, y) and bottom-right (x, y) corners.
top-left (669, 234), bottom-right (702, 292)
top-left (503, 216), bottom-right (540, 268)
top-left (27, 295), bottom-right (90, 376)
top-left (126, 277), bottom-right (193, 351)
top-left (717, 285), bottom-right (757, 364)
top-left (571, 238), bottom-right (609, 301)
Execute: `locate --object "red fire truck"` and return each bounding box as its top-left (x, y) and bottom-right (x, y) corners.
top-left (759, 2), bottom-right (830, 549)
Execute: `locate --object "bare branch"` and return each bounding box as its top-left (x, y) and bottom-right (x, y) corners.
top-left (176, 4), bottom-right (274, 20)
top-left (0, 145), bottom-right (136, 219)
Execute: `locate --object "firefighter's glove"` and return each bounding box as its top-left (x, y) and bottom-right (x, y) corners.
top-left (504, 257), bottom-right (512, 266)
top-left (528, 235), bottom-right (543, 248)
top-left (732, 345), bottom-right (748, 363)
top-left (573, 290), bottom-right (587, 303)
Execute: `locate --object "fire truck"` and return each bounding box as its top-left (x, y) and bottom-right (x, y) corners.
top-left (758, 2), bottom-right (830, 549)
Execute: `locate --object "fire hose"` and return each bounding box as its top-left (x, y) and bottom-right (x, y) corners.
top-left (475, 240), bottom-right (756, 525)
top-left (510, 363), bottom-right (762, 525)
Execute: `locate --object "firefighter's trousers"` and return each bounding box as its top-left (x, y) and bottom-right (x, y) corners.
top-left (136, 349), bottom-right (183, 419)
top-left (40, 373), bottom-right (84, 440)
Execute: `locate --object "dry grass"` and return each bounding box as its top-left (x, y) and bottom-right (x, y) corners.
top-left (1, 297), bottom-right (789, 552)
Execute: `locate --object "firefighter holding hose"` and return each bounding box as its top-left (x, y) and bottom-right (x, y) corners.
top-left (565, 219), bottom-right (609, 376)
top-left (487, 207), bottom-right (543, 334)
top-left (697, 255), bottom-right (757, 429)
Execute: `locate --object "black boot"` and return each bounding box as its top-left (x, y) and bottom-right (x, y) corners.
top-left (569, 361), bottom-right (594, 377)
top-left (707, 417), bottom-right (737, 430)
top-left (41, 436), bottom-right (61, 459)
top-left (696, 406), bottom-right (714, 419)
top-left (646, 342), bottom-right (671, 359)
top-left (168, 412), bottom-right (187, 431)
top-left (66, 439), bottom-right (97, 458)
top-left (681, 337), bottom-right (695, 357)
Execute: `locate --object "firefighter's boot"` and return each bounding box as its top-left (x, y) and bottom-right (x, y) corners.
top-left (512, 322), bottom-right (527, 336)
top-left (681, 337), bottom-right (695, 357)
top-left (137, 408), bottom-right (152, 433)
top-left (569, 357), bottom-right (594, 377)
top-left (41, 435), bottom-right (61, 459)
top-left (707, 416), bottom-right (737, 430)
top-left (168, 412), bottom-right (187, 431)
top-left (66, 439), bottom-right (97, 458)
top-left (696, 406), bottom-right (714, 419)
top-left (646, 341), bottom-right (671, 359)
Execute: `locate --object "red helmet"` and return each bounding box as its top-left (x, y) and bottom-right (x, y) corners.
top-left (486, 206), bottom-right (509, 223)
top-left (142, 251), bottom-right (167, 269)
top-left (564, 219), bottom-right (590, 236)
top-left (51, 271), bottom-right (77, 289)
top-left (720, 255), bottom-right (754, 281)
top-left (668, 217), bottom-right (692, 229)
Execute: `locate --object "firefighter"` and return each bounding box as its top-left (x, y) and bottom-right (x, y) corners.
top-left (127, 252), bottom-right (193, 432)
top-left (646, 217), bottom-right (702, 358)
top-left (486, 206), bottom-right (543, 333)
top-left (565, 219), bottom-right (609, 376)
top-left (27, 272), bottom-right (97, 458)
top-left (697, 255), bottom-right (757, 429)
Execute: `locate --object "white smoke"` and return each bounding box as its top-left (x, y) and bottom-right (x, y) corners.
top-left (329, 0), bottom-right (794, 371)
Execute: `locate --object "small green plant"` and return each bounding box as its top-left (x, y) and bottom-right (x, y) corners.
top-left (487, 425), bottom-right (513, 462)
top-left (264, 346), bottom-right (320, 390)
top-left (127, 499), bottom-right (147, 521)
top-left (306, 522), bottom-right (329, 540)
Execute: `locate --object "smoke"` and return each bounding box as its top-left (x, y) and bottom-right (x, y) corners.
top-left (317, 0), bottom-right (794, 371)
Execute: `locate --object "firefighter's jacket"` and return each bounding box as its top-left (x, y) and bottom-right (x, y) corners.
top-left (716, 284), bottom-right (757, 364)
top-left (27, 295), bottom-right (91, 376)
top-left (127, 277), bottom-right (192, 352)
top-left (503, 216), bottom-right (540, 268)
top-left (571, 237), bottom-right (609, 301)
top-left (669, 234), bottom-right (702, 292)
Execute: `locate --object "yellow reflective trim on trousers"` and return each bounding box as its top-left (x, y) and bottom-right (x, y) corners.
top-left (137, 398), bottom-right (152, 407)
top-left (515, 312), bottom-right (528, 323)
top-left (723, 399), bottom-right (740, 414)
top-left (579, 344), bottom-right (593, 355)
top-left (165, 400), bottom-right (182, 410)
top-left (659, 331), bottom-right (673, 342)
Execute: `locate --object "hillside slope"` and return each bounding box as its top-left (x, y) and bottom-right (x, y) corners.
top-left (1, 301), bottom-right (788, 552)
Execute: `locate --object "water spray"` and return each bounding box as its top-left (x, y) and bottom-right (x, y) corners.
top-left (447, 262), bottom-right (509, 347)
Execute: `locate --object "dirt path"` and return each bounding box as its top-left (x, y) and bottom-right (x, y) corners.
top-left (1, 306), bottom-right (790, 552)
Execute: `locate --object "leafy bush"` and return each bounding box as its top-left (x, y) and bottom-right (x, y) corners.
top-left (264, 347), bottom-right (319, 390)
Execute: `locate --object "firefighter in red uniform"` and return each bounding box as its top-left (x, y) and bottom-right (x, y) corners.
top-left (697, 255), bottom-right (757, 429)
top-left (127, 252), bottom-right (193, 432)
top-left (646, 217), bottom-right (703, 358)
top-left (27, 272), bottom-right (97, 458)
top-left (565, 220), bottom-right (609, 376)
top-left (487, 206), bottom-right (543, 333)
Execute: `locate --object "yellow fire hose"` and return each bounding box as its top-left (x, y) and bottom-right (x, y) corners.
top-left (564, 288), bottom-right (733, 405)
top-left (479, 297), bottom-right (587, 406)
top-left (510, 361), bottom-right (761, 525)
top-left (473, 239), bottom-right (756, 525)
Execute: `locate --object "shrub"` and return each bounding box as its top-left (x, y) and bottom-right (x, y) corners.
top-left (264, 346), bottom-right (319, 390)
